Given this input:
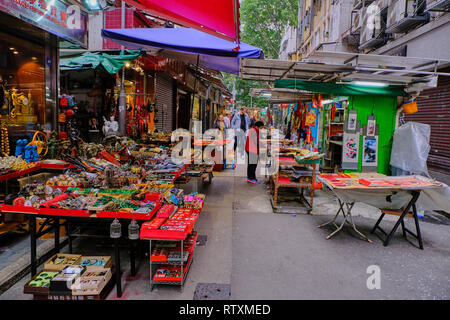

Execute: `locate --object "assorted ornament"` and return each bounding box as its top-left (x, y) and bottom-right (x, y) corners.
top-left (1, 125), bottom-right (10, 156)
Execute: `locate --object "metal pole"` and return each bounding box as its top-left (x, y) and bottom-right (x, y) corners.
top-left (118, 0), bottom-right (127, 136)
top-left (189, 54), bottom-right (200, 132)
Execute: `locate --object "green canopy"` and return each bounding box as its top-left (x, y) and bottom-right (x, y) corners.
top-left (275, 79), bottom-right (408, 97)
top-left (60, 50), bottom-right (143, 74)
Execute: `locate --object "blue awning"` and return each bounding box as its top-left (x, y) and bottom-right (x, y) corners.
top-left (101, 28), bottom-right (263, 74)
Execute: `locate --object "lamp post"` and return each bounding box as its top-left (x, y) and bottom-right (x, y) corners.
top-left (118, 0), bottom-right (126, 136)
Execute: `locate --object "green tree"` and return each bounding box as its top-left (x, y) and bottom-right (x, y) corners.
top-left (240, 0), bottom-right (298, 59)
top-left (224, 0), bottom-right (298, 108)
top-left (223, 74), bottom-right (268, 108)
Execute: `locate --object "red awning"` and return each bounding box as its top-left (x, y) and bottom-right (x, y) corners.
top-left (123, 0), bottom-right (240, 44)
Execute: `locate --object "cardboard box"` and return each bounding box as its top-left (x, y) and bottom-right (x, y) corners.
top-left (44, 254), bottom-right (82, 272)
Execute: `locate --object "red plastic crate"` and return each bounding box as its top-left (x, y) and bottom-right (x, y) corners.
top-left (37, 207), bottom-right (91, 217)
top-left (96, 202), bottom-right (160, 220)
top-left (152, 255), bottom-right (192, 282)
top-left (157, 204), bottom-right (175, 218)
top-left (140, 228), bottom-right (188, 241)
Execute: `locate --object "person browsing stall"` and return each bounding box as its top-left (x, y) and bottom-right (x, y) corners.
top-left (245, 121), bottom-right (264, 184)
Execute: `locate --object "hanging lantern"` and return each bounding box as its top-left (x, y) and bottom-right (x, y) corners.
top-left (110, 218), bottom-right (121, 238)
top-left (128, 219), bottom-right (140, 240)
top-left (65, 109), bottom-right (75, 117)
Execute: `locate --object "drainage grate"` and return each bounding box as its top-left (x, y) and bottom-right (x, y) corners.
top-left (196, 235), bottom-right (207, 246)
top-left (193, 283), bottom-right (231, 300)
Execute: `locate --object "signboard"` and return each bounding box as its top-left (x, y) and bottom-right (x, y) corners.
top-left (0, 0), bottom-right (88, 47)
top-left (342, 133), bottom-right (360, 170)
top-left (362, 136), bottom-right (378, 172)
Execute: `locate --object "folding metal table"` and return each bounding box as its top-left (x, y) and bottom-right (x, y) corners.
top-left (318, 175), bottom-right (444, 249)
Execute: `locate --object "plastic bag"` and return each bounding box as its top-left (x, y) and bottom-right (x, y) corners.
top-left (390, 122), bottom-right (430, 176)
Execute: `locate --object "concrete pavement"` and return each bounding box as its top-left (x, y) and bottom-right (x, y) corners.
top-left (0, 162), bottom-right (449, 299)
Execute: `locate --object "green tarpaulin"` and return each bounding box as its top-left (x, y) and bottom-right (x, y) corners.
top-left (60, 50), bottom-right (143, 74)
top-left (275, 79), bottom-right (408, 97)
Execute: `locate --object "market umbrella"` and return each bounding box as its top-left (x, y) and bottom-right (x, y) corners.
top-left (101, 28), bottom-right (263, 74)
top-left (60, 50), bottom-right (143, 74)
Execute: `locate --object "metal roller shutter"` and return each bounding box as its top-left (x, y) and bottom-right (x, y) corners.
top-left (155, 74), bottom-right (175, 132)
top-left (405, 69), bottom-right (450, 173)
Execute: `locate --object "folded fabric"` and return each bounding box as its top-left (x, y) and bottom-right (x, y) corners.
top-left (278, 177), bottom-right (291, 183)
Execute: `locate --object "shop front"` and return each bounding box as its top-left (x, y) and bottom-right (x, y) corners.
top-left (0, 0), bottom-right (87, 153)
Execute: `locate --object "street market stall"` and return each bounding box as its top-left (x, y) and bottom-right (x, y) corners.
top-left (0, 136), bottom-right (209, 299)
top-left (318, 173), bottom-right (445, 249)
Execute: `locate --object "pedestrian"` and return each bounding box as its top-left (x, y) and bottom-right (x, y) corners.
top-left (245, 120), bottom-right (264, 184)
top-left (214, 113), bottom-right (229, 137)
top-left (231, 107), bottom-right (251, 167)
top-left (223, 111), bottom-right (231, 129)
top-left (250, 110), bottom-right (259, 127)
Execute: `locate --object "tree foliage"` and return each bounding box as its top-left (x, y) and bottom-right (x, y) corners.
top-left (223, 74), bottom-right (268, 108)
top-left (240, 0), bottom-right (298, 59)
top-left (223, 0), bottom-right (298, 108)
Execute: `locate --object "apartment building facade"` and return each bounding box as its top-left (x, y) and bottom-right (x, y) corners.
top-left (294, 0), bottom-right (450, 174)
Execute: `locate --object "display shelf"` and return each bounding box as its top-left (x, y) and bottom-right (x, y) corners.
top-left (269, 158), bottom-right (318, 211)
top-left (149, 229), bottom-right (197, 291)
top-left (152, 255), bottom-right (193, 283)
top-left (151, 256), bottom-right (190, 266)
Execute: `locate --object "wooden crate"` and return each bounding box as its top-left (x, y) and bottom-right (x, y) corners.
top-left (17, 172), bottom-right (55, 190)
top-left (72, 268), bottom-right (112, 296)
top-left (44, 253), bottom-right (82, 272)
top-left (79, 256), bottom-right (112, 270)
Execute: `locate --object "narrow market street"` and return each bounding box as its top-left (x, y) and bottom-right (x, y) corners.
top-left (1, 162), bottom-right (448, 300)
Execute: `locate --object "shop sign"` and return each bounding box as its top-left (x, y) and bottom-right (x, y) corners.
top-left (186, 71), bottom-right (196, 91)
top-left (0, 0), bottom-right (88, 47)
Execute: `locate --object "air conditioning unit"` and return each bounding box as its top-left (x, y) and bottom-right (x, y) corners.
top-left (425, 0), bottom-right (450, 12)
top-left (387, 0), bottom-right (419, 27)
top-left (359, 4), bottom-right (387, 49)
top-left (360, 6), bottom-right (381, 43)
top-left (386, 0), bottom-right (428, 33)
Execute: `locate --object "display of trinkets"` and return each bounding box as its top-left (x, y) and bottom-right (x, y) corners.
top-left (50, 265), bottom-right (86, 294)
top-left (45, 172), bottom-right (90, 187)
top-left (27, 271), bottom-right (59, 288)
top-left (0, 124), bottom-right (10, 156)
top-left (167, 251), bottom-right (189, 262)
top-left (44, 254), bottom-right (82, 271)
top-left (78, 142), bottom-right (105, 159)
top-left (72, 268), bottom-right (112, 296)
top-left (183, 193), bottom-right (205, 210)
top-left (0, 155), bottom-right (36, 173)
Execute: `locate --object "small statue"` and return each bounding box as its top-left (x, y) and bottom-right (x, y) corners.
top-left (102, 116), bottom-right (119, 137)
